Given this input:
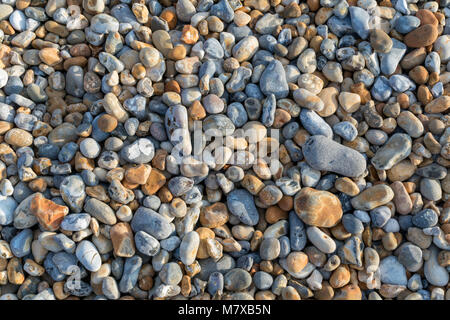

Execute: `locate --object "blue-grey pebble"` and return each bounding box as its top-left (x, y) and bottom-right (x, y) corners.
top-left (119, 255), bottom-right (142, 293)
top-left (370, 206), bottom-right (391, 228)
top-left (160, 236), bottom-right (181, 252)
top-left (134, 230), bottom-right (161, 256)
top-left (342, 214), bottom-right (364, 234)
top-left (371, 76), bottom-right (392, 101)
top-left (394, 15), bottom-right (420, 34)
top-left (75, 240), bottom-right (101, 272)
top-left (303, 135), bottom-right (366, 177)
top-left (52, 252), bottom-right (78, 275)
top-left (207, 272), bottom-right (224, 296)
top-left (259, 59), bottom-right (289, 99)
top-left (224, 268), bottom-right (252, 291)
top-left (349, 6), bottom-right (370, 40)
top-left (226, 189), bottom-right (259, 226)
top-left (333, 121), bottom-right (358, 141)
top-left (10, 229), bottom-right (32, 258)
top-left (398, 243), bottom-right (423, 272)
top-left (379, 256), bottom-right (408, 286)
top-left (278, 236), bottom-right (291, 259)
top-left (227, 102), bottom-right (248, 127)
top-left (412, 209), bottom-right (438, 229)
top-left (131, 207), bottom-right (172, 240)
top-left (300, 109), bottom-right (333, 138)
top-left (159, 262), bottom-right (183, 285)
top-left (253, 271), bottom-right (273, 290)
top-left (60, 213), bottom-right (91, 231)
top-left (289, 211), bottom-right (307, 251)
top-left (378, 39), bottom-right (407, 76)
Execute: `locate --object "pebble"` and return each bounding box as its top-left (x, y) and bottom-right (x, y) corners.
top-left (294, 187), bottom-right (342, 228)
top-left (303, 135), bottom-right (366, 177)
top-left (75, 240), bottom-right (101, 272)
top-left (371, 134), bottom-right (412, 170)
top-left (227, 189), bottom-right (259, 226)
top-left (379, 256), bottom-right (408, 286)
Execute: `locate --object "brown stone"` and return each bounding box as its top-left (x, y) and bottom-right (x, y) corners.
top-left (74, 152), bottom-right (95, 171)
top-left (404, 24), bottom-right (438, 48)
top-left (334, 284), bottom-right (362, 300)
top-left (5, 128), bottom-right (33, 147)
top-left (151, 149), bottom-right (167, 171)
top-left (200, 202), bottom-right (229, 228)
top-left (408, 65), bottom-right (429, 84)
top-left (416, 9), bottom-right (438, 27)
top-left (335, 177), bottom-right (360, 196)
top-left (286, 251), bottom-right (308, 273)
top-left (30, 193), bottom-right (69, 231)
top-left (181, 25), bottom-right (199, 45)
top-left (188, 100), bottom-right (206, 121)
top-left (142, 168), bottom-right (166, 195)
top-left (196, 227), bottom-right (215, 259)
top-left (168, 45), bottom-right (187, 60)
top-left (350, 82), bottom-right (371, 104)
top-left (294, 187), bottom-right (343, 228)
top-left (39, 48), bottom-right (62, 66)
top-left (425, 95), bottom-right (450, 113)
top-left (329, 266), bottom-right (351, 288)
top-left (110, 222), bottom-right (135, 258)
top-left (265, 206), bottom-right (288, 224)
top-left (97, 114), bottom-right (118, 132)
top-left (125, 164), bottom-right (151, 185)
top-left (160, 8), bottom-right (177, 29)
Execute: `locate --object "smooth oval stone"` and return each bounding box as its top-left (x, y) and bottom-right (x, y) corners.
top-left (371, 133), bottom-right (412, 170)
top-left (84, 198), bottom-right (116, 225)
top-left (130, 207), bottom-right (172, 240)
top-left (351, 185), bottom-right (394, 211)
top-left (226, 189), bottom-right (259, 226)
top-left (342, 214), bottom-right (364, 234)
top-left (253, 271), bottom-right (273, 290)
top-left (424, 246), bottom-right (449, 287)
top-left (300, 109), bottom-right (333, 138)
top-left (224, 268), bottom-right (252, 291)
top-left (303, 135), bottom-right (366, 177)
top-left (60, 213), bottom-right (91, 231)
top-left (307, 226), bottom-right (336, 254)
top-left (420, 178), bottom-right (442, 201)
top-left (259, 238), bottom-right (280, 260)
top-left (134, 230), bottom-right (160, 256)
top-left (289, 211), bottom-right (307, 251)
top-left (180, 231), bottom-right (200, 266)
top-left (294, 187), bottom-right (343, 228)
top-left (203, 114), bottom-right (235, 136)
top-left (159, 262), bottom-right (183, 285)
top-left (75, 240), bottom-right (101, 272)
